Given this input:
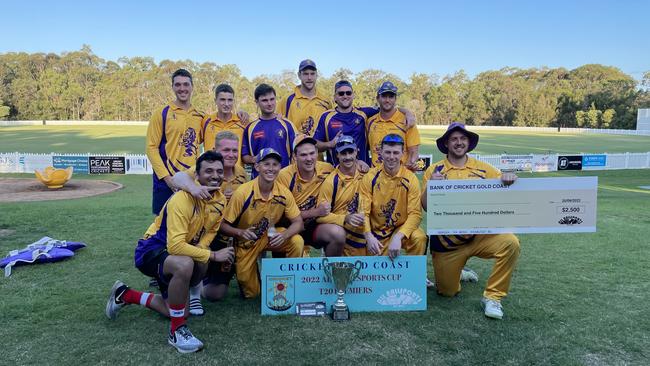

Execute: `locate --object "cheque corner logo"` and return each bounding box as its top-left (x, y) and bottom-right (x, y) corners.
top-left (266, 275), bottom-right (295, 312)
top-left (377, 288), bottom-right (422, 307)
top-left (559, 216), bottom-right (583, 225)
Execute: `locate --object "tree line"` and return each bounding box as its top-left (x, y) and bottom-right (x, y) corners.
top-left (1, 46), bottom-right (649, 129)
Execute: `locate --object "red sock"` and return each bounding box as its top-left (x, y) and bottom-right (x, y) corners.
top-left (168, 304), bottom-right (186, 333)
top-left (122, 289), bottom-right (153, 308)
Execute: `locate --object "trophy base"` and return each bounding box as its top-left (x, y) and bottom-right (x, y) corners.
top-left (331, 306), bottom-right (350, 321)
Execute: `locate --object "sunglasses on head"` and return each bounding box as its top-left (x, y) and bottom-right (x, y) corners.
top-left (337, 91), bottom-right (353, 96)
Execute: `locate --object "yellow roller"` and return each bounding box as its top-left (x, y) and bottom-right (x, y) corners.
top-left (35, 166), bottom-right (73, 189)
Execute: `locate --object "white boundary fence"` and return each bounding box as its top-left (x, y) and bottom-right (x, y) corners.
top-left (1, 152), bottom-right (648, 175)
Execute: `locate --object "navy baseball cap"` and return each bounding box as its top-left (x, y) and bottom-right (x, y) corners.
top-left (335, 135), bottom-right (356, 153)
top-left (377, 81), bottom-right (398, 95)
top-left (381, 134), bottom-right (404, 145)
top-left (436, 122), bottom-right (480, 154)
top-left (256, 148), bottom-right (282, 163)
top-left (298, 59), bottom-right (317, 71)
top-left (334, 80), bottom-right (353, 90)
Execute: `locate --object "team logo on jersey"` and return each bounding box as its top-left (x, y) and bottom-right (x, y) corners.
top-left (253, 131), bottom-right (265, 139)
top-left (181, 128), bottom-right (197, 157)
top-left (190, 227), bottom-right (206, 245)
top-left (354, 117), bottom-right (362, 125)
top-left (347, 193), bottom-right (360, 214)
top-left (331, 120), bottom-right (342, 129)
top-left (277, 129), bottom-right (284, 138)
top-left (266, 275), bottom-right (295, 312)
top-left (380, 199), bottom-right (400, 233)
top-left (302, 117), bottom-right (314, 135)
top-left (296, 101), bottom-right (301, 109)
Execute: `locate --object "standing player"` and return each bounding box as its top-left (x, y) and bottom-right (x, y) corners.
top-left (171, 131), bottom-right (249, 308)
top-left (366, 81), bottom-right (420, 170)
top-left (219, 148), bottom-right (304, 298)
top-left (277, 59), bottom-right (331, 136)
top-left (360, 134), bottom-right (427, 259)
top-left (242, 84), bottom-right (297, 178)
top-left (105, 151), bottom-right (234, 353)
top-left (146, 68), bottom-right (204, 215)
top-left (317, 135), bottom-right (368, 256)
top-left (276, 135), bottom-right (340, 256)
top-left (202, 84), bottom-right (249, 167)
top-left (422, 123), bottom-right (520, 320)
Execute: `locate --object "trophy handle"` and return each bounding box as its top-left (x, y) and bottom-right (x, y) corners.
top-left (322, 258), bottom-right (331, 281)
top-left (351, 260), bottom-right (363, 281)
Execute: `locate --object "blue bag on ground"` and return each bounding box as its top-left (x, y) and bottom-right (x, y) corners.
top-left (0, 236), bottom-right (86, 277)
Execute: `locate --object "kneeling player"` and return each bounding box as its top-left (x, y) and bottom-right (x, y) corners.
top-left (105, 151), bottom-right (234, 353)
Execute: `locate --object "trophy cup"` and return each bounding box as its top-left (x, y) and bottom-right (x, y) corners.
top-left (322, 258), bottom-right (363, 321)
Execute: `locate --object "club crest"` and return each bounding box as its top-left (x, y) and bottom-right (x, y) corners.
top-left (266, 275), bottom-right (295, 312)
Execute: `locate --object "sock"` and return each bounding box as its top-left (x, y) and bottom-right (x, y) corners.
top-left (121, 288), bottom-right (153, 308)
top-left (189, 283), bottom-right (201, 300)
top-left (168, 303), bottom-right (186, 333)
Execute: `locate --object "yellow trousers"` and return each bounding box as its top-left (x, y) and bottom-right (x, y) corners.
top-left (236, 228), bottom-right (304, 298)
top-left (432, 233), bottom-right (520, 300)
top-left (369, 228), bottom-right (427, 257)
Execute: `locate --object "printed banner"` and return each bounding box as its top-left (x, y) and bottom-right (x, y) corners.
top-left (260, 256), bottom-right (427, 316)
top-left (558, 155), bottom-right (583, 170)
top-left (20, 154), bottom-right (53, 173)
top-left (89, 156), bottom-right (125, 174)
top-left (53, 155), bottom-right (89, 174)
top-left (426, 177), bottom-right (598, 234)
top-left (532, 154), bottom-right (558, 172)
top-left (126, 156), bottom-right (152, 174)
top-left (500, 154), bottom-right (533, 172)
top-left (0, 153), bottom-right (18, 173)
top-left (582, 154), bottom-right (607, 170)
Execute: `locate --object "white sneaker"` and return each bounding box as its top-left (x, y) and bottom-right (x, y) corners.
top-left (460, 267), bottom-right (479, 282)
top-left (481, 297), bottom-right (504, 319)
top-left (105, 280), bottom-right (127, 320)
top-left (168, 325), bottom-right (204, 353)
top-left (425, 278), bottom-right (435, 289)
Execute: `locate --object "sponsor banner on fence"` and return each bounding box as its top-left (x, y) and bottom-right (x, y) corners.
top-left (500, 154), bottom-right (533, 172)
top-left (582, 154), bottom-right (607, 170)
top-left (53, 155), bottom-right (89, 174)
top-left (0, 153), bottom-right (18, 173)
top-left (260, 256), bottom-right (427, 316)
top-left (89, 156), bottom-right (125, 174)
top-left (558, 155), bottom-right (583, 170)
top-left (532, 154), bottom-right (558, 172)
top-left (20, 154), bottom-right (53, 173)
top-left (126, 156), bottom-right (152, 174)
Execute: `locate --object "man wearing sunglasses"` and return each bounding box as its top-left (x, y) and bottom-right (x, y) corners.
top-left (314, 80), bottom-right (417, 166)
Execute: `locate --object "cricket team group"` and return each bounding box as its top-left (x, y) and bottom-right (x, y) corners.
top-left (105, 60), bottom-right (521, 353)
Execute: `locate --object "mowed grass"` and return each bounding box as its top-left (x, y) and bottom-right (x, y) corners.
top-left (1, 128), bottom-right (650, 364)
top-left (1, 125), bottom-right (650, 157)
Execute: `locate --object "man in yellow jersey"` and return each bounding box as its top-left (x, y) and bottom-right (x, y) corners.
top-left (171, 131), bottom-right (249, 308)
top-left (360, 134), bottom-right (427, 259)
top-left (106, 151), bottom-right (234, 353)
top-left (366, 81), bottom-right (421, 170)
top-left (146, 69), bottom-right (205, 215)
top-left (277, 59), bottom-right (332, 136)
top-left (317, 135), bottom-right (368, 256)
top-left (276, 135), bottom-right (341, 256)
top-left (202, 84), bottom-right (249, 168)
top-left (220, 148), bottom-right (304, 298)
top-left (421, 122), bottom-right (520, 320)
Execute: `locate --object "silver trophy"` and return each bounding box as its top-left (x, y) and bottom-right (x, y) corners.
top-left (322, 258), bottom-right (363, 321)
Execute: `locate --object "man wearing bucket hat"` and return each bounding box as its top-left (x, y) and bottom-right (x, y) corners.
top-left (360, 134), bottom-right (427, 259)
top-left (366, 81), bottom-right (421, 170)
top-left (421, 122), bottom-right (520, 320)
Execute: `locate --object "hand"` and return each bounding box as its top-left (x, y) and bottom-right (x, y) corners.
top-left (405, 156), bottom-right (419, 171)
top-left (268, 231), bottom-right (286, 248)
top-left (189, 184), bottom-right (219, 200)
top-left (387, 235), bottom-right (403, 260)
top-left (430, 171), bottom-right (445, 180)
top-left (211, 247), bottom-right (234, 263)
top-left (356, 160), bottom-right (370, 173)
top-left (223, 188), bottom-right (233, 201)
top-left (345, 213), bottom-right (365, 227)
top-left (315, 202), bottom-right (331, 217)
top-left (328, 131), bottom-right (343, 149)
top-left (501, 172), bottom-right (518, 186)
top-left (163, 176), bottom-right (178, 191)
top-left (239, 228), bottom-right (258, 241)
top-left (404, 109), bottom-right (416, 129)
top-left (366, 235), bottom-right (383, 256)
top-left (237, 110), bottom-right (250, 124)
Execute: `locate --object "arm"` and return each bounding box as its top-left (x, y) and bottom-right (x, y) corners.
top-left (145, 110), bottom-right (173, 185)
top-left (398, 176), bottom-right (423, 238)
top-left (398, 107), bottom-right (416, 129)
top-left (219, 221), bottom-right (258, 241)
top-left (406, 145), bottom-right (420, 171)
top-left (171, 169), bottom-right (217, 200)
top-left (269, 214), bottom-right (304, 248)
top-left (300, 202), bottom-right (331, 221)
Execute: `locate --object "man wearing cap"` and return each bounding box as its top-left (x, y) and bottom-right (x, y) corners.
top-left (277, 59), bottom-right (332, 136)
top-left (314, 80), bottom-right (418, 166)
top-left (277, 134), bottom-right (341, 256)
top-left (219, 148), bottom-right (304, 298)
top-left (360, 134), bottom-right (427, 259)
top-left (422, 122), bottom-right (520, 320)
top-left (242, 84), bottom-right (297, 178)
top-left (366, 81), bottom-right (421, 170)
top-left (317, 135), bottom-right (368, 256)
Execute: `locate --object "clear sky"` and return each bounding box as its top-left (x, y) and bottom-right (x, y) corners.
top-left (3, 0), bottom-right (648, 81)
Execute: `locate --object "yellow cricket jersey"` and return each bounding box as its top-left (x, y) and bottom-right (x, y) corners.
top-left (360, 165), bottom-right (422, 241)
top-left (184, 164), bottom-right (249, 203)
top-left (317, 167), bottom-right (367, 249)
top-left (202, 113), bottom-right (248, 167)
top-left (223, 178), bottom-right (301, 246)
top-left (278, 86), bottom-right (332, 136)
top-left (366, 110), bottom-right (420, 167)
top-left (135, 190), bottom-right (226, 266)
top-left (146, 102), bottom-right (205, 180)
top-left (276, 161), bottom-right (334, 221)
top-left (423, 156), bottom-right (501, 252)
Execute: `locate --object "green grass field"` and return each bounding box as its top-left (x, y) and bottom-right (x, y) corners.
top-left (1, 126), bottom-right (650, 365)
